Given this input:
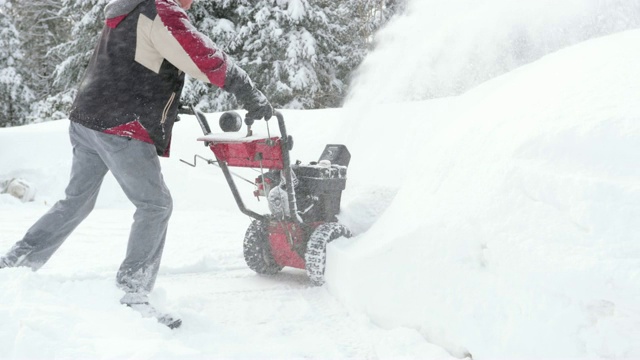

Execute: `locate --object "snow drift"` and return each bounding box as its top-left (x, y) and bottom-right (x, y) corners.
top-left (328, 29), bottom-right (640, 359)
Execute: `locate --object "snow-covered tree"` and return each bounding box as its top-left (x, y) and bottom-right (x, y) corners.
top-left (349, 0), bottom-right (406, 42)
top-left (2, 0), bottom-right (402, 124)
top-left (184, 0), bottom-right (400, 111)
top-left (229, 0), bottom-right (351, 109)
top-left (0, 2), bottom-right (34, 127)
top-left (8, 0), bottom-right (66, 99)
top-left (31, 0), bottom-right (107, 120)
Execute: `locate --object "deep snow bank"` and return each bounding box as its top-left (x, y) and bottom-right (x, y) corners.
top-left (328, 29), bottom-right (640, 359)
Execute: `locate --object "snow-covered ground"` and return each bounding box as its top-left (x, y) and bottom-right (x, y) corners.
top-left (2, 4), bottom-right (640, 360)
top-left (0, 108), bottom-right (423, 359)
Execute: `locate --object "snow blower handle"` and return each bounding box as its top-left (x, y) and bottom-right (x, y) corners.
top-left (244, 108), bottom-right (276, 137)
top-left (244, 101), bottom-right (273, 136)
top-left (271, 110), bottom-right (301, 223)
top-left (190, 104), bottom-right (212, 136)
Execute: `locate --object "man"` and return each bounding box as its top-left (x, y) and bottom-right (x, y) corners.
top-left (0, 0), bottom-right (272, 317)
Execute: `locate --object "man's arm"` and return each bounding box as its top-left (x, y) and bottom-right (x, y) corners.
top-left (150, 0), bottom-right (228, 87)
top-left (149, 0), bottom-right (272, 119)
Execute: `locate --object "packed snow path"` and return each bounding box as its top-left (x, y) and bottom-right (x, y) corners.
top-left (0, 206), bottom-right (454, 359)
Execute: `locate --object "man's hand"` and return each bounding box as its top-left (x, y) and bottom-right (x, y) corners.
top-left (244, 88), bottom-right (273, 125)
top-left (223, 64), bottom-right (273, 124)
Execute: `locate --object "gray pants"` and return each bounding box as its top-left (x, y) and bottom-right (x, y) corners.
top-left (2, 122), bottom-right (172, 298)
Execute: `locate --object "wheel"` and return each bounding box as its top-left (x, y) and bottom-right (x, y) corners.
top-left (305, 222), bottom-right (352, 286)
top-left (243, 219), bottom-right (283, 275)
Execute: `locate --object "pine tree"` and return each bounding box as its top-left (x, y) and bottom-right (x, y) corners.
top-left (31, 0), bottom-right (107, 120)
top-left (0, 2), bottom-right (34, 127)
top-left (8, 0), bottom-right (66, 100)
top-left (184, 0), bottom-right (398, 111)
top-left (231, 0), bottom-right (363, 109)
top-left (348, 0), bottom-right (406, 42)
top-left (17, 0), bottom-right (402, 121)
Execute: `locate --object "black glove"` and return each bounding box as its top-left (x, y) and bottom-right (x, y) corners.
top-left (223, 64), bottom-right (273, 125)
top-left (244, 88), bottom-right (273, 124)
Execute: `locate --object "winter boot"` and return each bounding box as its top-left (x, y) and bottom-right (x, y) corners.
top-left (127, 302), bottom-right (182, 329)
top-left (121, 293), bottom-right (182, 329)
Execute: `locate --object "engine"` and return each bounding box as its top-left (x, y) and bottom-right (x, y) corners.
top-left (255, 144), bottom-right (350, 222)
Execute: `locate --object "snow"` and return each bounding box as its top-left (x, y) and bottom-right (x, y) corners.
top-left (213, 18), bottom-right (235, 34)
top-left (286, 0), bottom-right (306, 22)
top-left (346, 0), bottom-right (640, 105)
top-left (2, 9), bottom-right (640, 360)
top-left (329, 29), bottom-right (640, 359)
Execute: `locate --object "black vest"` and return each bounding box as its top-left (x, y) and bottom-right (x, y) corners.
top-left (69, 0), bottom-right (184, 155)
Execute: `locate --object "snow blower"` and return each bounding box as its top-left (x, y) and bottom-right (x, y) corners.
top-left (180, 106), bottom-right (351, 286)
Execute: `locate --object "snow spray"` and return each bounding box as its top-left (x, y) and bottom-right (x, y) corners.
top-left (345, 0), bottom-right (640, 106)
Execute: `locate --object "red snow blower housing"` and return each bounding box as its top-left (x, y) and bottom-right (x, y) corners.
top-left (181, 106), bottom-right (351, 286)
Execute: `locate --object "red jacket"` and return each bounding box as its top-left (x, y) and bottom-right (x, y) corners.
top-left (69, 0), bottom-right (253, 156)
